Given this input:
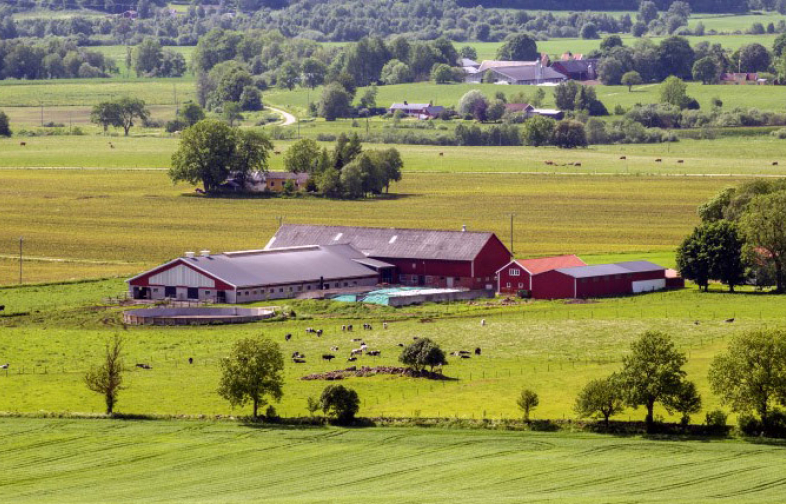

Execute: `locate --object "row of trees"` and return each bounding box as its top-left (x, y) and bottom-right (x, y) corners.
top-left (677, 179), bottom-right (786, 292)
top-left (284, 135), bottom-right (404, 198)
top-left (3, 0), bottom-right (750, 48)
top-left (0, 39), bottom-right (116, 80)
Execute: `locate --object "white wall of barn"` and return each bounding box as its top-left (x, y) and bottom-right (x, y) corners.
top-left (149, 264), bottom-right (216, 288)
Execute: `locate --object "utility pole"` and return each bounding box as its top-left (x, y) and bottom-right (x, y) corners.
top-left (18, 237), bottom-right (23, 285)
top-left (506, 213), bottom-right (516, 254)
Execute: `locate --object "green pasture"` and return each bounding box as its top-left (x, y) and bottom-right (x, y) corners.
top-left (0, 165), bottom-right (757, 283)
top-left (4, 418), bottom-right (786, 504)
top-left (2, 278), bottom-right (785, 421)
top-left (2, 134), bottom-right (785, 177)
top-left (0, 78), bottom-right (196, 107)
top-left (92, 45), bottom-right (196, 77)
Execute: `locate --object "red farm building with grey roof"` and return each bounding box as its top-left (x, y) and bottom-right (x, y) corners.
top-left (266, 224), bottom-right (512, 290)
top-left (498, 256), bottom-right (682, 299)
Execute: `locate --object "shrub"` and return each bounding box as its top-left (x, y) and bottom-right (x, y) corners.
top-left (772, 128), bottom-right (786, 139)
top-left (705, 410), bottom-right (728, 430)
top-left (320, 385), bottom-right (360, 424)
top-left (552, 120), bottom-right (587, 149)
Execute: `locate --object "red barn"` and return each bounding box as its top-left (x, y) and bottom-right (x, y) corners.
top-left (266, 224), bottom-right (512, 290)
top-left (531, 261), bottom-right (671, 300)
top-left (497, 255), bottom-right (586, 295)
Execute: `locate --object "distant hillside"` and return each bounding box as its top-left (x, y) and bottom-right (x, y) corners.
top-left (455, 0), bottom-right (746, 13)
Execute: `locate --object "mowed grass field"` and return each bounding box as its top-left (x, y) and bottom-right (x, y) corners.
top-left (3, 418), bottom-right (786, 504)
top-left (2, 134), bottom-right (785, 175)
top-left (0, 165), bottom-right (754, 283)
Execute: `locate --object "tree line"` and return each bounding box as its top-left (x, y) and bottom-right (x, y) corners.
top-left (0, 38), bottom-right (116, 80)
top-left (677, 179), bottom-right (786, 292)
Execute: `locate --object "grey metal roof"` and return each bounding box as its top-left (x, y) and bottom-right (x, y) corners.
top-left (266, 224), bottom-right (503, 262)
top-left (493, 65), bottom-right (567, 83)
top-left (181, 244), bottom-right (379, 288)
top-left (556, 261), bottom-right (665, 279)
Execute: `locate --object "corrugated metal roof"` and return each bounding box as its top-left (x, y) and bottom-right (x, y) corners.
top-left (267, 224), bottom-right (503, 262)
top-left (556, 260), bottom-right (665, 279)
top-left (477, 60), bottom-right (538, 72)
top-left (493, 65), bottom-right (567, 82)
top-left (179, 244), bottom-right (379, 288)
top-left (517, 255), bottom-right (586, 275)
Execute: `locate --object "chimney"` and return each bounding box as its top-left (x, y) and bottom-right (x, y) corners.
top-left (185, 252), bottom-right (195, 258)
top-left (461, 224), bottom-right (467, 232)
top-left (200, 250), bottom-right (211, 257)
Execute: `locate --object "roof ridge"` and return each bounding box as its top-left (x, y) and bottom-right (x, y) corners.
top-left (279, 223), bottom-right (493, 235)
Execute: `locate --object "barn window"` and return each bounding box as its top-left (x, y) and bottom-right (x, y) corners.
top-left (518, 283), bottom-right (524, 288)
top-left (506, 282), bottom-right (511, 288)
top-left (153, 288), bottom-right (159, 292)
top-left (412, 262), bottom-right (417, 269)
top-left (279, 288), bottom-right (284, 293)
top-left (510, 269), bottom-right (521, 276)
top-left (297, 286), bottom-right (302, 292)
top-left (307, 286), bottom-right (311, 290)
top-left (344, 282), bottom-right (348, 287)
top-left (205, 291), bottom-right (211, 295)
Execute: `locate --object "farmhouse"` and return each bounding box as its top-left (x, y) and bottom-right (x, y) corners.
top-left (221, 171), bottom-right (310, 193)
top-left (497, 255), bottom-right (586, 295)
top-left (266, 224), bottom-right (512, 290)
top-left (388, 102), bottom-right (444, 119)
top-left (127, 245), bottom-right (385, 303)
top-left (504, 103), bottom-right (565, 120)
top-left (720, 72), bottom-right (765, 85)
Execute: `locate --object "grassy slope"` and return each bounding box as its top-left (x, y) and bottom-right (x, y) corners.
top-left (2, 418), bottom-right (786, 504)
top-left (1, 279), bottom-right (785, 421)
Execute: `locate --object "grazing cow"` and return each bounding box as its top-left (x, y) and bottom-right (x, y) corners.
top-left (383, 322), bottom-right (388, 330)
top-left (293, 358), bottom-right (306, 364)
top-left (351, 338), bottom-right (363, 342)
top-left (19, 142), bottom-right (26, 147)
top-left (460, 355), bottom-right (471, 359)
top-left (475, 347), bottom-right (481, 356)
top-left (0, 305), bottom-right (4, 312)
top-left (342, 325), bottom-right (346, 331)
top-left (188, 357), bottom-right (193, 364)
top-left (655, 159), bottom-right (662, 162)
top-left (480, 319), bottom-right (486, 327)
top-left (330, 346), bottom-right (339, 352)
top-left (0, 363), bottom-right (9, 370)
top-left (316, 329), bottom-right (323, 337)
top-left (351, 348), bottom-right (363, 356)
top-left (292, 351), bottom-right (305, 359)
top-left (136, 363), bottom-right (152, 370)
top-left (694, 321), bottom-right (700, 325)
top-left (195, 188), bottom-right (205, 194)
top-left (678, 160), bottom-right (684, 164)
top-left (544, 160), bottom-right (554, 166)
top-left (772, 162), bottom-right (779, 166)
top-left (413, 336), bottom-right (420, 340)
top-left (274, 151), bottom-right (282, 155)
top-left (110, 144), bottom-right (115, 149)
top-left (458, 350), bottom-right (470, 356)
top-left (285, 333), bottom-right (292, 341)
top-left (367, 350), bottom-right (381, 357)
top-left (450, 351), bottom-right (461, 357)
top-left (725, 318), bottom-right (735, 323)
top-left (347, 325), bottom-right (353, 332)
top-left (322, 354), bottom-right (336, 361)
top-left (620, 156), bottom-right (626, 160)
top-left (397, 343), bottom-right (404, 347)
top-left (347, 357), bottom-right (357, 362)
top-left (574, 162), bottom-right (581, 167)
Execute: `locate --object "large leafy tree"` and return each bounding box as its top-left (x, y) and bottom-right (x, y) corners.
top-left (618, 331), bottom-right (688, 432)
top-left (90, 97), bottom-right (148, 136)
top-left (132, 38), bottom-right (163, 77)
top-left (496, 33), bottom-right (538, 61)
top-left (709, 329), bottom-right (786, 429)
top-left (217, 337), bottom-right (284, 418)
top-left (284, 139), bottom-right (323, 174)
top-left (399, 338), bottom-right (447, 373)
top-left (658, 36), bottom-right (695, 80)
top-left (741, 191), bottom-right (786, 292)
top-left (551, 120), bottom-right (587, 149)
top-left (659, 76), bottom-right (689, 108)
top-left (0, 110), bottom-right (12, 137)
top-left (522, 115), bottom-right (556, 147)
top-left (84, 335), bottom-right (125, 415)
top-left (319, 83), bottom-right (352, 121)
top-left (169, 119), bottom-right (271, 193)
top-left (732, 43), bottom-right (773, 73)
top-left (692, 57), bottom-right (719, 84)
top-left (677, 220), bottom-right (747, 292)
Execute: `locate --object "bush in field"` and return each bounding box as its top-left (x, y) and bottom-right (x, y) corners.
top-left (399, 338), bottom-right (447, 372)
top-left (551, 120), bottom-right (587, 149)
top-left (521, 115), bottom-right (555, 147)
top-left (320, 385), bottom-right (360, 424)
top-left (0, 110), bottom-right (11, 137)
top-left (574, 376), bottom-right (624, 427)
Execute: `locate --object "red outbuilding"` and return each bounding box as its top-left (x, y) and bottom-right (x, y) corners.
top-left (496, 255), bottom-right (586, 295)
top-left (531, 261), bottom-right (672, 300)
top-left (266, 224), bottom-right (512, 290)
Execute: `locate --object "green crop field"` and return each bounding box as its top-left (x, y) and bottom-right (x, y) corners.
top-left (2, 418), bottom-right (786, 503)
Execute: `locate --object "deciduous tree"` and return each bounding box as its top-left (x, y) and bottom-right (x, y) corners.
top-left (217, 337), bottom-right (284, 418)
top-left (516, 389), bottom-right (539, 423)
top-left (84, 335), bottom-right (125, 415)
top-left (574, 376), bottom-right (624, 427)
